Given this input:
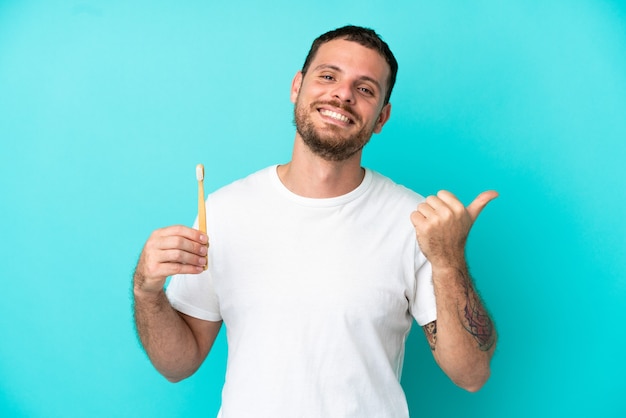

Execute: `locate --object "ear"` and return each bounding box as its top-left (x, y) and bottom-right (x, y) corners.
top-left (290, 71), bottom-right (303, 104)
top-left (373, 102), bottom-right (392, 134)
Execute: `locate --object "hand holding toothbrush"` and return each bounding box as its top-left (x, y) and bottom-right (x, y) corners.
top-left (133, 164), bottom-right (209, 295)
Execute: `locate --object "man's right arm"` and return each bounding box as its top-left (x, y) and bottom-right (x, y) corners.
top-left (133, 225), bottom-right (222, 382)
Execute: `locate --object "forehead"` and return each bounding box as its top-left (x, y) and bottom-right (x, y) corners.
top-left (308, 39), bottom-right (390, 86)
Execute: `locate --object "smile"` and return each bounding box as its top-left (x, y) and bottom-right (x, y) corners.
top-left (319, 109), bottom-right (352, 124)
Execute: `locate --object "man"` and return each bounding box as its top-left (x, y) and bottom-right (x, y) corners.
top-left (133, 25), bottom-right (497, 417)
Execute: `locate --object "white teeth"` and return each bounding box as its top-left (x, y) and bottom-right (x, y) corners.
top-left (320, 109), bottom-right (350, 123)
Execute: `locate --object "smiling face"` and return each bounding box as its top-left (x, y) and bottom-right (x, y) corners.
top-left (291, 39), bottom-right (392, 162)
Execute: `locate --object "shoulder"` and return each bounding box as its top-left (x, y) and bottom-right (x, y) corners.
top-left (366, 169), bottom-right (425, 207)
top-left (209, 165), bottom-right (276, 202)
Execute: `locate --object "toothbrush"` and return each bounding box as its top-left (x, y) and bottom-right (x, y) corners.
top-left (196, 164), bottom-right (207, 269)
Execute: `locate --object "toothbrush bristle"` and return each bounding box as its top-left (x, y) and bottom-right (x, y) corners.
top-left (196, 164), bottom-right (204, 181)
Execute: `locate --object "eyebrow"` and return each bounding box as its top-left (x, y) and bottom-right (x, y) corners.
top-left (312, 64), bottom-right (383, 92)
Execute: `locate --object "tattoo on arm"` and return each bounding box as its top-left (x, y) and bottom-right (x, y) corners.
top-left (462, 278), bottom-right (495, 351)
top-left (423, 321), bottom-right (437, 351)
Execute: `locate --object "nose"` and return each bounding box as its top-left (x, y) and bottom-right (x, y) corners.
top-left (331, 81), bottom-right (355, 104)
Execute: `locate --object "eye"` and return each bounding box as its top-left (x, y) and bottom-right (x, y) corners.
top-left (320, 74), bottom-right (335, 81)
top-left (358, 86), bottom-right (375, 96)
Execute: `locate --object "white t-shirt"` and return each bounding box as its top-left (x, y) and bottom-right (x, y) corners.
top-left (167, 165), bottom-right (437, 418)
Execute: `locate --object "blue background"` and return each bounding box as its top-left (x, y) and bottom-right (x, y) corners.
top-left (1, 1), bottom-right (625, 417)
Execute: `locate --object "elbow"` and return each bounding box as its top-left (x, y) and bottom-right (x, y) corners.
top-left (160, 367), bottom-right (196, 384)
top-left (436, 351), bottom-right (492, 392)
top-left (444, 343), bottom-right (497, 392)
top-left (156, 355), bottom-right (204, 383)
top-left (460, 378), bottom-right (488, 393)
top-left (455, 367), bottom-right (491, 393)
top-left (165, 375), bottom-right (185, 384)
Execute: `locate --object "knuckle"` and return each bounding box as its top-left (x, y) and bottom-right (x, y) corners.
top-left (142, 263), bottom-right (159, 280)
top-left (172, 236), bottom-right (186, 248)
top-left (148, 230), bottom-right (160, 242)
top-left (440, 209), bottom-right (453, 221)
top-left (427, 221), bottom-right (439, 233)
top-left (172, 224), bottom-right (186, 235)
top-left (170, 263), bottom-right (184, 276)
top-left (172, 250), bottom-right (185, 263)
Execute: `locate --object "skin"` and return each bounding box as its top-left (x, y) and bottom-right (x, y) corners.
top-left (133, 226), bottom-right (220, 382)
top-left (133, 38), bottom-right (497, 390)
top-left (278, 39), bottom-right (391, 198)
top-left (412, 190), bottom-right (498, 391)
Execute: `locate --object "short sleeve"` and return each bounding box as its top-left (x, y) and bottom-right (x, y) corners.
top-left (409, 249), bottom-right (437, 326)
top-left (166, 269), bottom-right (222, 322)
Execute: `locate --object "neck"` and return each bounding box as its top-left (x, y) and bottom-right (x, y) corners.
top-left (277, 136), bottom-right (365, 198)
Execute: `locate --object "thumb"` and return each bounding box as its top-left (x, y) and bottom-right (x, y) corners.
top-left (466, 190), bottom-right (499, 223)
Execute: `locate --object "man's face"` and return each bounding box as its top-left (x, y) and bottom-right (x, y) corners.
top-left (291, 39), bottom-right (392, 162)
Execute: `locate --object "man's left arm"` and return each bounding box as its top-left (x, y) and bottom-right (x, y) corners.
top-left (410, 190), bottom-right (498, 392)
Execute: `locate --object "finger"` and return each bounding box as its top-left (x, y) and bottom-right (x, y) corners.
top-left (159, 225), bottom-right (208, 245)
top-left (435, 190), bottom-right (464, 213)
top-left (466, 190), bottom-right (499, 222)
top-left (152, 261), bottom-right (206, 278)
top-left (416, 200), bottom-right (437, 219)
top-left (157, 235), bottom-right (207, 256)
top-left (137, 246), bottom-right (206, 287)
top-left (158, 249), bottom-right (207, 267)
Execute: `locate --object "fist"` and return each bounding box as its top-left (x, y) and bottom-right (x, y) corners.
top-left (133, 225), bottom-right (209, 294)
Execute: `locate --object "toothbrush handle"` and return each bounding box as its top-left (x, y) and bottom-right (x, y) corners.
top-left (198, 181), bottom-right (207, 234)
top-left (198, 180), bottom-right (207, 270)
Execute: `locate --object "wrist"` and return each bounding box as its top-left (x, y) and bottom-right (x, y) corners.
top-left (429, 255), bottom-right (467, 274)
top-left (133, 272), bottom-right (167, 300)
top-left (430, 262), bottom-right (470, 290)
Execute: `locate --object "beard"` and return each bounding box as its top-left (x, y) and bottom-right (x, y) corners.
top-left (294, 98), bottom-right (376, 162)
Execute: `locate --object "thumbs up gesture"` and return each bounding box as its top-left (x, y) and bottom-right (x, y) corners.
top-left (410, 190), bottom-right (498, 268)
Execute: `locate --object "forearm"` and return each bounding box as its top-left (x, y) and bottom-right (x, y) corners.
top-left (430, 264), bottom-right (496, 391)
top-left (133, 288), bottom-right (204, 382)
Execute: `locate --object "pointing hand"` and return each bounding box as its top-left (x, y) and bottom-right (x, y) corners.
top-left (410, 190), bottom-right (498, 268)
